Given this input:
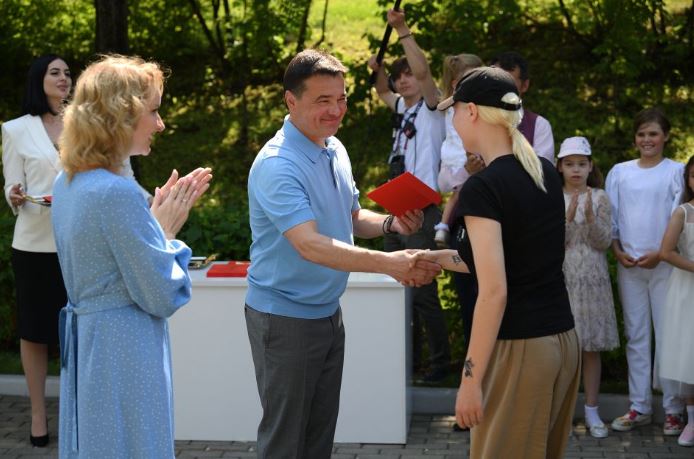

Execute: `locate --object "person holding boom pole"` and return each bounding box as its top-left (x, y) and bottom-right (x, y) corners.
top-left (367, 7), bottom-right (451, 384)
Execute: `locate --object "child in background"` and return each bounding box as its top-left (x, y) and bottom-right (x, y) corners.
top-left (606, 107), bottom-right (685, 435)
top-left (658, 155), bottom-right (694, 447)
top-left (556, 137), bottom-right (619, 438)
top-left (434, 53), bottom-right (483, 247)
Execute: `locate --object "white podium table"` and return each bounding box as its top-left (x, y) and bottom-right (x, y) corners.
top-left (169, 267), bottom-right (411, 443)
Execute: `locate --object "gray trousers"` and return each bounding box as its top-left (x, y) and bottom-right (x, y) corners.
top-left (245, 305), bottom-right (345, 459)
top-left (384, 204), bottom-right (451, 371)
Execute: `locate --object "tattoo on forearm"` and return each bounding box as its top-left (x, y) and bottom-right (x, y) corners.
top-left (452, 255), bottom-right (463, 265)
top-left (463, 358), bottom-right (474, 378)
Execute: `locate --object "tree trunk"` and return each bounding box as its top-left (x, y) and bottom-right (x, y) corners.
top-left (295, 0), bottom-right (312, 53)
top-left (94, 0), bottom-right (129, 53)
top-left (239, 0), bottom-right (249, 148)
top-left (94, 0), bottom-right (137, 177)
top-left (313, 0), bottom-right (329, 48)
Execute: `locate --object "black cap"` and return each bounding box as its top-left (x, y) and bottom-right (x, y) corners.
top-left (437, 66), bottom-right (522, 111)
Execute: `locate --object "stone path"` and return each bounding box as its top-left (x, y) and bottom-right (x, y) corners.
top-left (1, 395), bottom-right (692, 458)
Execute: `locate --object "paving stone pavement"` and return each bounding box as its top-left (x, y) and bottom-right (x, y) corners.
top-left (1, 395), bottom-right (692, 458)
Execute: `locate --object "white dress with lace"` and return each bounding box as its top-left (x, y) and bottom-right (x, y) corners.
top-left (658, 202), bottom-right (694, 395)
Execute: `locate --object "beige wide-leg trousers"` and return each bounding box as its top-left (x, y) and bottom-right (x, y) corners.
top-left (471, 329), bottom-right (581, 459)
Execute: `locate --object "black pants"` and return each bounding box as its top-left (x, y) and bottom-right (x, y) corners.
top-left (384, 205), bottom-right (451, 371)
top-left (245, 305), bottom-right (345, 459)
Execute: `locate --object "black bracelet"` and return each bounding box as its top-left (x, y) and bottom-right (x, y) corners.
top-left (398, 33), bottom-right (413, 40)
top-left (383, 215), bottom-right (397, 235)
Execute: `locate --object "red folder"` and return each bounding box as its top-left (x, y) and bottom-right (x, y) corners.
top-left (206, 261), bottom-right (250, 277)
top-left (367, 172), bottom-right (441, 217)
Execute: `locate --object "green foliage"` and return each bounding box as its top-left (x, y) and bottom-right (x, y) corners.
top-left (369, 0), bottom-right (693, 169)
top-left (0, 0), bottom-right (693, 392)
top-left (0, 0), bottom-right (94, 118)
top-left (0, 209), bottom-right (17, 351)
top-left (178, 199), bottom-right (252, 260)
top-left (128, 0), bottom-right (210, 93)
top-left (364, 0), bottom-right (692, 387)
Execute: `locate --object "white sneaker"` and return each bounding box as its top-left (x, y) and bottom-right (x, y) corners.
top-left (611, 410), bottom-right (652, 431)
top-left (586, 420), bottom-right (608, 438)
top-left (664, 413), bottom-right (685, 436)
top-left (678, 423), bottom-right (694, 447)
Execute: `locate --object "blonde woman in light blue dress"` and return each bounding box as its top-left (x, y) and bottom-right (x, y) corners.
top-left (52, 55), bottom-right (211, 458)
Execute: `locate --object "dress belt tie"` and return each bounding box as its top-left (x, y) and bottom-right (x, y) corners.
top-left (59, 297), bottom-right (131, 453)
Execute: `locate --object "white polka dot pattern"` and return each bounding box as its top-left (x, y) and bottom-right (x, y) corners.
top-left (52, 168), bottom-right (192, 458)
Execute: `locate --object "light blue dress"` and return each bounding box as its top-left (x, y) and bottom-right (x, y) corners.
top-left (52, 168), bottom-right (192, 458)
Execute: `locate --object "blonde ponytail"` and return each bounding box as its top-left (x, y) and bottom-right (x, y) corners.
top-left (477, 103), bottom-right (546, 192)
top-left (510, 127), bottom-right (546, 192)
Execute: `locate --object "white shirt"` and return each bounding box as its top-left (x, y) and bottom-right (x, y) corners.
top-left (392, 98), bottom-right (445, 191)
top-left (2, 114), bottom-right (62, 252)
top-left (533, 114), bottom-right (555, 164)
top-left (438, 108), bottom-right (470, 193)
top-left (605, 158), bottom-right (684, 258)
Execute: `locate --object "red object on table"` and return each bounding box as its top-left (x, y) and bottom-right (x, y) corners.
top-left (367, 172), bottom-right (441, 217)
top-left (206, 261), bottom-right (250, 277)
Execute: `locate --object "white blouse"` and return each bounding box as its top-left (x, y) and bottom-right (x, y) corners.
top-left (605, 158), bottom-right (684, 258)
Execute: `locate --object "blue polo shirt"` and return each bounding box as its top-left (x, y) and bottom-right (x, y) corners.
top-left (246, 117), bottom-right (361, 319)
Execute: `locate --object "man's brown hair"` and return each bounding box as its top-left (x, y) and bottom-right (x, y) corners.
top-left (283, 49), bottom-right (347, 97)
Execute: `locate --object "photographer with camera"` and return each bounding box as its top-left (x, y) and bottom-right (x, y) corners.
top-left (368, 8), bottom-right (450, 384)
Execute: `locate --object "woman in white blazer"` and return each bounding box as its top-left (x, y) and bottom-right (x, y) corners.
top-left (2, 54), bottom-right (71, 447)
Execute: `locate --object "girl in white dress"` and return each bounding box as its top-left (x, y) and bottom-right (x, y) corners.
top-left (658, 155), bottom-right (694, 447)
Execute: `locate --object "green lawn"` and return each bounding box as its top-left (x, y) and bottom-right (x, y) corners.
top-left (309, 0), bottom-right (383, 62)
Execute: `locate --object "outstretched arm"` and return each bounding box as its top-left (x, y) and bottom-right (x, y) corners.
top-left (284, 220), bottom-right (441, 286)
top-left (387, 9), bottom-right (439, 108)
top-left (420, 249), bottom-right (469, 273)
top-left (367, 55), bottom-right (399, 110)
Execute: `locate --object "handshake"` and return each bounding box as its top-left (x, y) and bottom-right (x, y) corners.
top-left (387, 249), bottom-right (469, 287)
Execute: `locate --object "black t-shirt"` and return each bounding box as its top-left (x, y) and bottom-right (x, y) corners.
top-left (455, 154), bottom-right (574, 340)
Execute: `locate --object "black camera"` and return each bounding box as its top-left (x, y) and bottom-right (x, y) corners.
top-left (391, 113), bottom-right (417, 140)
top-left (389, 154), bottom-right (406, 179)
top-left (401, 119), bottom-right (417, 139)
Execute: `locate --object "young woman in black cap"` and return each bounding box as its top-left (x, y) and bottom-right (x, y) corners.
top-left (424, 66), bottom-right (579, 458)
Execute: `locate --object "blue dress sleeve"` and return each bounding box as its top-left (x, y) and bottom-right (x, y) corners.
top-left (99, 177), bottom-right (192, 318)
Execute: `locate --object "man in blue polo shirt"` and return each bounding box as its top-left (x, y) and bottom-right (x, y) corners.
top-left (246, 49), bottom-right (441, 459)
